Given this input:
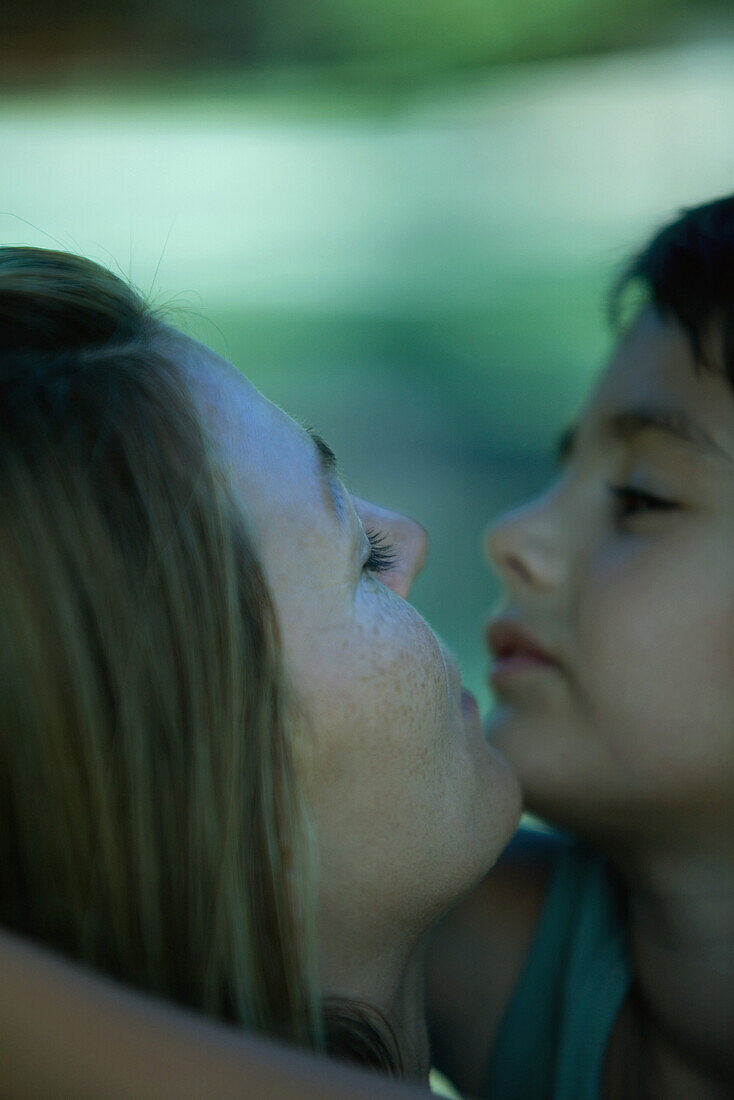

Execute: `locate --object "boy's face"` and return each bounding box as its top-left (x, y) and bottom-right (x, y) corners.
top-left (485, 307), bottom-right (734, 846)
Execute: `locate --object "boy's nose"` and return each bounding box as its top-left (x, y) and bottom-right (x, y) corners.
top-left (484, 492), bottom-right (564, 595)
top-left (352, 496), bottom-right (429, 599)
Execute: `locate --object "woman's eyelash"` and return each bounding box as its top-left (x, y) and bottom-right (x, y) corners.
top-left (608, 484), bottom-right (679, 518)
top-left (364, 529), bottom-right (397, 574)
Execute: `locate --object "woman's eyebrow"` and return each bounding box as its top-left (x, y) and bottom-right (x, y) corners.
top-left (303, 425), bottom-right (348, 521)
top-left (307, 427), bottom-right (338, 474)
top-left (556, 406), bottom-right (731, 465)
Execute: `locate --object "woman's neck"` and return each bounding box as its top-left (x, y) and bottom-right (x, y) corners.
top-left (606, 836), bottom-right (734, 1098)
top-left (319, 930), bottom-right (431, 1081)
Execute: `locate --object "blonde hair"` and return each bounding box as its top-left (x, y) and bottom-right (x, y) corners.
top-left (0, 247), bottom-right (322, 1047)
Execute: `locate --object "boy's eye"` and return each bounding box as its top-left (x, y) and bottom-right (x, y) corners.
top-left (608, 484), bottom-right (679, 519)
top-left (363, 528), bottom-right (397, 574)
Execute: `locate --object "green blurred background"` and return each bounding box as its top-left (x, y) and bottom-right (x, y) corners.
top-left (3, 1), bottom-right (734, 708)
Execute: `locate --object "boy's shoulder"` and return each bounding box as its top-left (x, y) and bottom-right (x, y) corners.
top-left (497, 819), bottom-right (570, 864)
top-left (438, 824), bottom-right (569, 961)
top-left (426, 825), bottom-right (566, 1096)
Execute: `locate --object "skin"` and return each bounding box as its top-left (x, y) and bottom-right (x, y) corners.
top-left (1, 324), bottom-right (520, 1097)
top-left (164, 326), bottom-right (521, 1080)
top-left (427, 307), bottom-right (734, 1098)
top-left (0, 927), bottom-right (437, 1100)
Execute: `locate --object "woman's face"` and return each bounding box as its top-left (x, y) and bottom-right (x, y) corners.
top-left (171, 331), bottom-right (520, 959)
top-left (485, 307), bottom-right (734, 846)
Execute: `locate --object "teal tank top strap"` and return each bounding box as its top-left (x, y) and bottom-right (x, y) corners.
top-left (554, 854), bottom-right (630, 1100)
top-left (484, 839), bottom-right (631, 1100)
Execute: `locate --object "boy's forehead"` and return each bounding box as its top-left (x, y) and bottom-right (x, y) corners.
top-left (591, 308), bottom-right (714, 409)
top-left (571, 307), bottom-right (734, 462)
top-left (606, 307), bottom-right (696, 383)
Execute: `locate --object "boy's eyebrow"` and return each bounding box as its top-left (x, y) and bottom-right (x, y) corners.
top-left (557, 406), bottom-right (732, 465)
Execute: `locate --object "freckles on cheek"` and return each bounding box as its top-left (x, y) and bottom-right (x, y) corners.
top-left (365, 613), bottom-right (447, 733)
top-left (297, 587), bottom-right (451, 786)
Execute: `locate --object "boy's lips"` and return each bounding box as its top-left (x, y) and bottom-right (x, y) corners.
top-left (486, 619), bottom-right (558, 684)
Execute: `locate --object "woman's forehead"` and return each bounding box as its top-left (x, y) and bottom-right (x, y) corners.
top-left (162, 327), bottom-right (293, 453)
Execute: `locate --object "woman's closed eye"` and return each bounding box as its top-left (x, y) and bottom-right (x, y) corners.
top-left (364, 529), bottom-right (398, 574)
top-left (608, 484), bottom-right (680, 520)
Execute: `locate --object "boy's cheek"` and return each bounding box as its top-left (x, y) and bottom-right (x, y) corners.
top-left (586, 605), bottom-right (734, 787)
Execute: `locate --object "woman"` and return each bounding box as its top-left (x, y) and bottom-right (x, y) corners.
top-left (0, 247), bottom-right (520, 1094)
top-left (427, 194), bottom-right (734, 1099)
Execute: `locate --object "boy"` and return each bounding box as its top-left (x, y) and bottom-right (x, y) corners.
top-left (427, 193), bottom-right (734, 1100)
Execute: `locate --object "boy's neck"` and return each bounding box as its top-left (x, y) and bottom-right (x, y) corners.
top-left (606, 838), bottom-right (734, 1099)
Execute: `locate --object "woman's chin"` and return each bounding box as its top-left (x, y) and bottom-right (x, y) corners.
top-left (485, 746), bottom-right (523, 860)
top-left (456, 747), bottom-right (523, 900)
top-left (475, 721), bottom-right (524, 854)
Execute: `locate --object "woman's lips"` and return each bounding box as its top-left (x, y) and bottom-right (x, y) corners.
top-left (486, 620), bottom-right (557, 686)
top-left (460, 687), bottom-right (480, 719)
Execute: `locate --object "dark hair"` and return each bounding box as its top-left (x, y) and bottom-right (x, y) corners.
top-left (610, 193), bottom-right (734, 383)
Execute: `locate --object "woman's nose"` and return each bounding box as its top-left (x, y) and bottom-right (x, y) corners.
top-left (483, 491), bottom-right (564, 595)
top-left (352, 496), bottom-right (429, 599)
